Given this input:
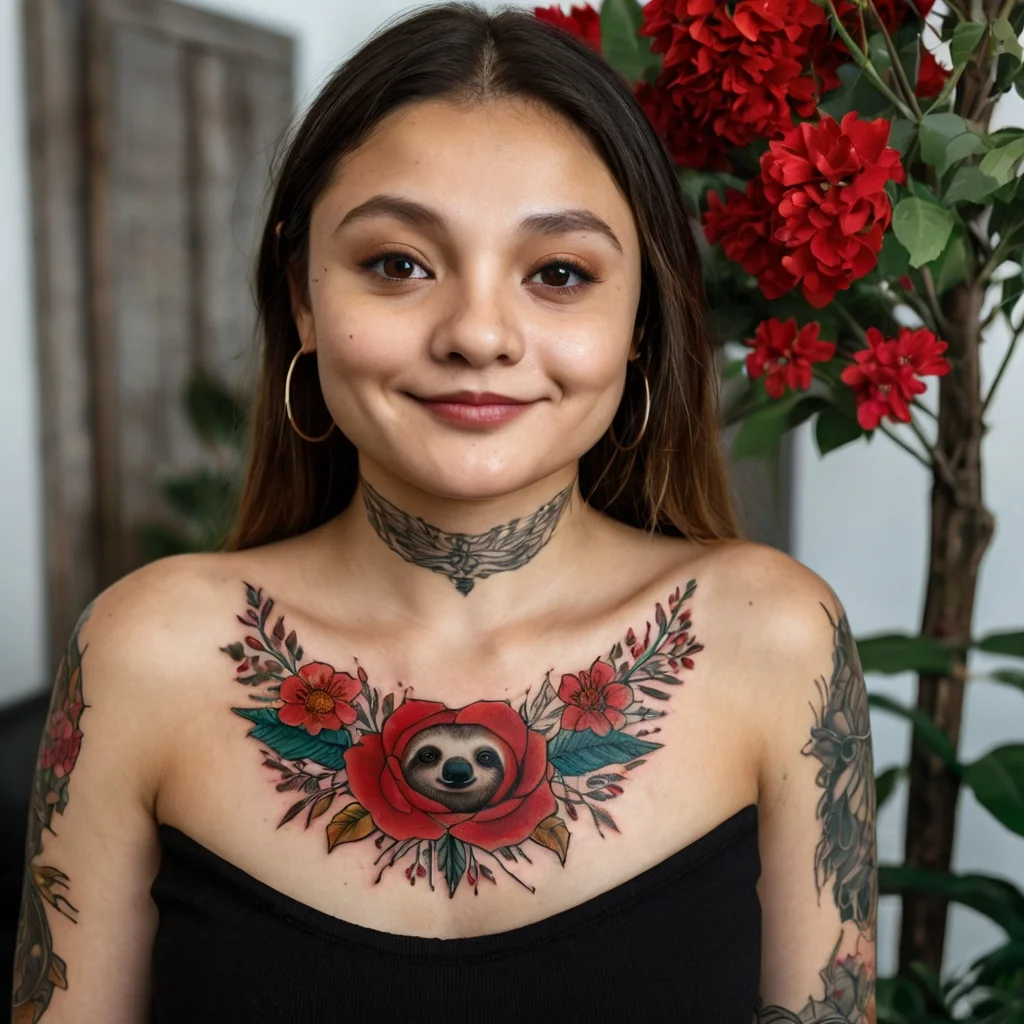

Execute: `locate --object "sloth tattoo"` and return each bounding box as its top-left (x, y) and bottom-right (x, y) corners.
top-left (400, 724), bottom-right (507, 814)
top-left (225, 577), bottom-right (703, 895)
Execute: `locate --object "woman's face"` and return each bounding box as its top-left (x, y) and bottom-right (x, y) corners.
top-left (294, 97), bottom-right (645, 500)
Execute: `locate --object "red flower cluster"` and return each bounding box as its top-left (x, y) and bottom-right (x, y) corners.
top-left (745, 318), bottom-right (837, 398)
top-left (703, 178), bottom-right (797, 298)
top-left (840, 326), bottom-right (951, 429)
top-left (636, 0), bottom-right (826, 168)
top-left (704, 113), bottom-right (904, 306)
top-left (533, 3), bottom-right (602, 52)
top-left (759, 112), bottom-right (905, 306)
top-left (39, 700), bottom-right (84, 779)
top-left (916, 48), bottom-right (951, 98)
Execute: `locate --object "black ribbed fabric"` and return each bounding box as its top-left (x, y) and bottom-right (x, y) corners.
top-left (150, 803), bottom-right (760, 1023)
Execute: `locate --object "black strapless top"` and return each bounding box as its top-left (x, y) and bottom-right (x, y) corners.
top-left (150, 804), bottom-right (760, 1023)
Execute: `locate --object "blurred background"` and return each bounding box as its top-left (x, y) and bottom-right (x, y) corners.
top-left (0, 0), bottom-right (1021, 1002)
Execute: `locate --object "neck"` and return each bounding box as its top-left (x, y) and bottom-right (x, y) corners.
top-left (322, 463), bottom-right (602, 631)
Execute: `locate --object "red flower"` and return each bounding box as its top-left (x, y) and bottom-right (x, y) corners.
top-left (345, 699), bottom-right (556, 850)
top-left (558, 658), bottom-right (633, 735)
top-left (840, 326), bottom-right (951, 430)
top-left (534, 3), bottom-right (602, 52)
top-left (745, 318), bottom-right (837, 398)
top-left (636, 0), bottom-right (825, 168)
top-left (703, 179), bottom-right (797, 298)
top-left (760, 112), bottom-right (905, 307)
top-left (916, 47), bottom-right (950, 98)
top-left (39, 704), bottom-right (83, 779)
top-left (278, 662), bottom-right (361, 735)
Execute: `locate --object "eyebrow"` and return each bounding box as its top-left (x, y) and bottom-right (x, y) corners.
top-left (332, 193), bottom-right (623, 254)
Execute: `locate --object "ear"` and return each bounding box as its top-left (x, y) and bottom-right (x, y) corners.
top-left (279, 221), bottom-right (317, 354)
top-left (628, 323), bottom-right (644, 362)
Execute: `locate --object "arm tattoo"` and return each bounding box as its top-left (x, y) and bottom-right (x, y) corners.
top-left (13, 603), bottom-right (93, 1022)
top-left (360, 475), bottom-right (575, 594)
top-left (757, 603), bottom-right (877, 1023)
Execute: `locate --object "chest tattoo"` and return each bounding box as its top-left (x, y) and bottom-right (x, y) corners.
top-left (222, 579), bottom-right (703, 896)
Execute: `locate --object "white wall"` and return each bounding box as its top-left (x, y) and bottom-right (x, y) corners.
top-left (1, 0), bottom-right (1021, 977)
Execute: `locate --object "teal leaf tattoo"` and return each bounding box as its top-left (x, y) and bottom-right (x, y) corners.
top-left (547, 727), bottom-right (662, 776)
top-left (436, 832), bottom-right (467, 897)
top-left (232, 707), bottom-right (350, 770)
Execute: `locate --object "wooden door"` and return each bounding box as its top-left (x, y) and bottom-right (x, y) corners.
top-left (24, 0), bottom-right (294, 673)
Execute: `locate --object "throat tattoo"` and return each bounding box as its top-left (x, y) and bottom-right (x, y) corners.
top-left (359, 476), bottom-right (575, 594)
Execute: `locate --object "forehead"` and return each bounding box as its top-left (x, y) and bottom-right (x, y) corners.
top-left (406, 723), bottom-right (499, 747)
top-left (314, 97), bottom-right (640, 253)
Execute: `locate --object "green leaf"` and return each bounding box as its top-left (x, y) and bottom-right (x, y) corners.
top-left (722, 357), bottom-right (747, 381)
top-left (935, 131), bottom-right (989, 178)
top-left (600, 0), bottom-right (658, 84)
top-left (548, 727), bottom-right (663, 777)
top-left (877, 230), bottom-right (910, 278)
top-left (1000, 274), bottom-right (1024, 325)
top-left (927, 230), bottom-right (967, 296)
top-left (875, 766), bottom-right (905, 811)
top-left (963, 745), bottom-right (1024, 836)
top-left (891, 198), bottom-right (958, 268)
top-left (878, 865), bottom-right (1024, 938)
top-left (185, 371), bottom-right (247, 450)
top-left (231, 707), bottom-right (351, 770)
top-left (950, 21), bottom-right (986, 69)
top-left (988, 668), bottom-right (1024, 693)
top-left (979, 137), bottom-right (1024, 186)
top-left (856, 633), bottom-right (955, 674)
top-left (943, 165), bottom-right (1001, 204)
top-left (977, 630), bottom-right (1024, 657)
top-left (887, 117), bottom-right (918, 158)
top-left (220, 641), bottom-right (246, 662)
top-left (919, 113), bottom-right (969, 169)
top-left (436, 832), bottom-right (467, 897)
top-left (868, 693), bottom-right (961, 770)
top-left (731, 392), bottom-right (800, 461)
top-left (992, 17), bottom-right (1023, 62)
top-left (815, 406), bottom-right (863, 455)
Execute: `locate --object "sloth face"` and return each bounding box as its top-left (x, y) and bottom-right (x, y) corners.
top-left (399, 723), bottom-right (506, 813)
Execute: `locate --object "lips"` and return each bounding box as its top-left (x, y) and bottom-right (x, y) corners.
top-left (417, 391), bottom-right (528, 405)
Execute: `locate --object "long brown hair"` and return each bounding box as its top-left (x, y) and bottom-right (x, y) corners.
top-left (225, 1), bottom-right (739, 551)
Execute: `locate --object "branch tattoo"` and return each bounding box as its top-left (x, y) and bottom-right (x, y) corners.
top-left (224, 578), bottom-right (703, 894)
top-left (756, 604), bottom-right (877, 1023)
top-left (13, 604), bottom-right (93, 1024)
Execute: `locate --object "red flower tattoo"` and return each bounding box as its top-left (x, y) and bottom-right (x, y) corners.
top-left (759, 112), bottom-right (905, 307)
top-left (841, 326), bottom-right (951, 430)
top-left (558, 658), bottom-right (634, 736)
top-left (278, 662), bottom-right (361, 735)
top-left (345, 698), bottom-right (556, 850)
top-left (745, 318), bottom-right (837, 399)
top-left (39, 703), bottom-right (84, 779)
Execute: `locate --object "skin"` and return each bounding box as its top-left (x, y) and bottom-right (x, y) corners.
top-left (13, 98), bottom-right (876, 1022)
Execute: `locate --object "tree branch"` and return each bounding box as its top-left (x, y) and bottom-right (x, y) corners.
top-left (981, 319), bottom-right (1023, 415)
top-left (879, 422), bottom-right (933, 469)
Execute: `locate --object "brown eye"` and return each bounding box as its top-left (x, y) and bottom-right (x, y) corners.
top-left (417, 747), bottom-right (439, 764)
top-left (357, 250), bottom-right (430, 283)
top-left (530, 258), bottom-right (599, 294)
top-left (475, 749), bottom-right (497, 767)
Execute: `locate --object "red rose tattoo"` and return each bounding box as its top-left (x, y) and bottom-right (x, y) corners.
top-left (225, 579), bottom-right (704, 895)
top-left (346, 699), bottom-right (556, 849)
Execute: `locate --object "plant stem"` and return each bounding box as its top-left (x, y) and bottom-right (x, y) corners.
top-left (909, 410), bottom-right (959, 493)
top-left (879, 423), bottom-right (933, 468)
top-left (867, 0), bottom-right (924, 118)
top-left (981, 320), bottom-right (1023, 415)
top-left (825, 0), bottom-right (918, 119)
top-left (912, 397), bottom-right (939, 422)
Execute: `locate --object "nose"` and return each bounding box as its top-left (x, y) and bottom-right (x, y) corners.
top-left (428, 278), bottom-right (526, 368)
top-left (440, 757), bottom-right (474, 787)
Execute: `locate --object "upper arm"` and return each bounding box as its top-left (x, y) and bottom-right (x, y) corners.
top-left (751, 566), bottom-right (877, 1022)
top-left (13, 574), bottom-right (172, 1024)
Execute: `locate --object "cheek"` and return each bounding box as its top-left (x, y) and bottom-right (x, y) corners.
top-left (540, 323), bottom-right (632, 397)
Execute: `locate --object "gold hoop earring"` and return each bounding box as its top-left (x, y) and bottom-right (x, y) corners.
top-left (284, 348), bottom-right (335, 443)
top-left (608, 363), bottom-right (651, 452)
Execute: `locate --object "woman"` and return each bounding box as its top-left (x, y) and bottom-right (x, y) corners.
top-left (13, 3), bottom-right (877, 1022)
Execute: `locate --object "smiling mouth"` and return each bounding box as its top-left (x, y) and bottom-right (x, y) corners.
top-left (437, 775), bottom-right (476, 788)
